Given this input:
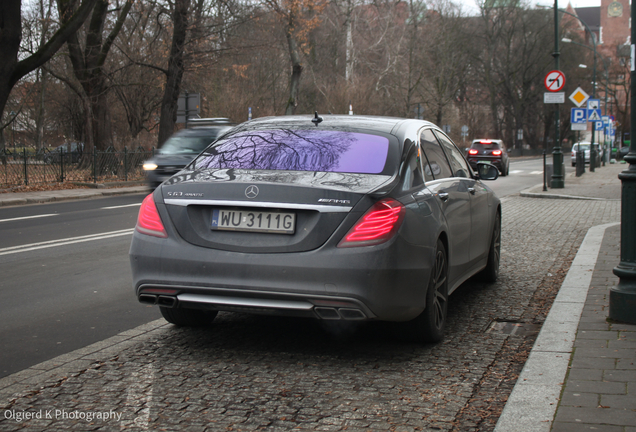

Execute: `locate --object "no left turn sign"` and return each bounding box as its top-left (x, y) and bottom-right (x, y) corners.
top-left (544, 70), bottom-right (566, 92)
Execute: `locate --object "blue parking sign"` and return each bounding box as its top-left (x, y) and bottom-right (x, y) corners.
top-left (571, 108), bottom-right (586, 123)
top-left (594, 121), bottom-right (603, 131)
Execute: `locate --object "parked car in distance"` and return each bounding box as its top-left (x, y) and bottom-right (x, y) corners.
top-left (466, 139), bottom-right (509, 176)
top-left (618, 146), bottom-right (629, 160)
top-left (143, 118), bottom-right (234, 189)
top-left (571, 142), bottom-right (601, 167)
top-left (43, 142), bottom-right (84, 164)
top-left (130, 114), bottom-right (502, 343)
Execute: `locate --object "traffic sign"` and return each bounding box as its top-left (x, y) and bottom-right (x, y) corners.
top-left (588, 109), bottom-right (602, 122)
top-left (569, 87), bottom-right (590, 107)
top-left (587, 99), bottom-right (600, 109)
top-left (544, 92), bottom-right (565, 103)
top-left (594, 121), bottom-right (603, 131)
top-left (571, 108), bottom-right (587, 124)
top-left (544, 70), bottom-right (566, 92)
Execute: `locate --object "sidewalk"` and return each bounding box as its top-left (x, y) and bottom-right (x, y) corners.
top-left (0, 163), bottom-right (634, 431)
top-left (497, 161), bottom-right (636, 431)
top-left (0, 183), bottom-right (148, 207)
top-left (521, 161), bottom-right (624, 200)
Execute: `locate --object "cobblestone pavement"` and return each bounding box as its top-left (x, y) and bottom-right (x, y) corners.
top-left (0, 196), bottom-right (621, 431)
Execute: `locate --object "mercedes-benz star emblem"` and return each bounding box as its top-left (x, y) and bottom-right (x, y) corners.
top-left (245, 185), bottom-right (259, 199)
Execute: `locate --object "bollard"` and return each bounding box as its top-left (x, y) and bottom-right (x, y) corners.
top-left (576, 151), bottom-right (585, 176)
top-left (545, 163), bottom-right (554, 189)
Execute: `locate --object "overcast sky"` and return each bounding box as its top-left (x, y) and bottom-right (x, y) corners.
top-left (459, 0), bottom-right (602, 15)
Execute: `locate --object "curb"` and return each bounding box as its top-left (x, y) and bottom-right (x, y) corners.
top-left (0, 186), bottom-right (149, 207)
top-left (0, 320), bottom-right (169, 403)
top-left (520, 184), bottom-right (619, 201)
top-left (494, 222), bottom-right (620, 432)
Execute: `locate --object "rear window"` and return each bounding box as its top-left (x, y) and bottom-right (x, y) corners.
top-left (574, 144), bottom-right (591, 151)
top-left (471, 142), bottom-right (501, 151)
top-left (159, 136), bottom-right (217, 155)
top-left (192, 129), bottom-right (390, 174)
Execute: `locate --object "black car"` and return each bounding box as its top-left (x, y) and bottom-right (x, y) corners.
top-left (130, 115), bottom-right (501, 343)
top-left (143, 118), bottom-right (234, 189)
top-left (466, 139), bottom-right (509, 176)
top-left (43, 142), bottom-right (84, 164)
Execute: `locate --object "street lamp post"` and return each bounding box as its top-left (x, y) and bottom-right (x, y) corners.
top-left (610, 0), bottom-right (636, 324)
top-left (551, 0), bottom-right (564, 188)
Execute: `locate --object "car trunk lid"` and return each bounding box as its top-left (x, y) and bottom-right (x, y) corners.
top-left (159, 169), bottom-right (393, 253)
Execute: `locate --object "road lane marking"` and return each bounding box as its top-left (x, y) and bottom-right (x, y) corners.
top-left (530, 171), bottom-right (543, 174)
top-left (0, 229), bottom-right (135, 256)
top-left (0, 214), bottom-right (58, 223)
top-left (101, 203), bottom-right (142, 210)
top-left (509, 170), bottom-right (523, 174)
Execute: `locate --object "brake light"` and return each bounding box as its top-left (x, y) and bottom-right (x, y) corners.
top-left (492, 150), bottom-right (502, 156)
top-left (338, 199), bottom-right (405, 248)
top-left (468, 149), bottom-right (479, 155)
top-left (479, 140), bottom-right (492, 144)
top-left (136, 194), bottom-right (167, 238)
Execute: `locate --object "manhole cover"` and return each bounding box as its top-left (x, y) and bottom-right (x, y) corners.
top-left (487, 321), bottom-right (542, 336)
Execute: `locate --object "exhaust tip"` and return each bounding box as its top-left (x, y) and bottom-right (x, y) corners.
top-left (339, 308), bottom-right (366, 320)
top-left (314, 307), bottom-right (341, 320)
top-left (139, 294), bottom-right (158, 305)
top-left (157, 295), bottom-right (177, 308)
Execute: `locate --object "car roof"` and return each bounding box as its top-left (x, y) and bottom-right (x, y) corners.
top-left (172, 125), bottom-right (233, 137)
top-left (227, 114), bottom-right (440, 138)
top-left (472, 139), bottom-right (503, 144)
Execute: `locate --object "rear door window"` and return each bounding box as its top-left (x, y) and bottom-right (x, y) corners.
top-left (435, 131), bottom-right (472, 178)
top-left (420, 129), bottom-right (453, 180)
top-left (194, 129), bottom-right (391, 174)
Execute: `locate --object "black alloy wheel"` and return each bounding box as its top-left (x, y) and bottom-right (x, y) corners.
top-left (402, 239), bottom-right (448, 343)
top-left (480, 211), bottom-right (501, 282)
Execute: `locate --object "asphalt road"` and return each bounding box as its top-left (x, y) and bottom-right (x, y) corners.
top-left (0, 158), bottom-right (559, 379)
top-left (0, 193), bottom-right (159, 378)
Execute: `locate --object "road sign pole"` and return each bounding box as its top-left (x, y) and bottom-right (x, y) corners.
top-left (551, 0), bottom-right (564, 188)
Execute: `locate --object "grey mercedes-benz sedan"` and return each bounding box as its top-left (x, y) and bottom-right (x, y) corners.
top-left (130, 114), bottom-right (501, 342)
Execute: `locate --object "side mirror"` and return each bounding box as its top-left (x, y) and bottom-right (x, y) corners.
top-left (476, 163), bottom-right (499, 180)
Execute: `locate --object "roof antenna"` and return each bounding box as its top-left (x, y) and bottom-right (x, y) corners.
top-left (311, 111), bottom-right (323, 126)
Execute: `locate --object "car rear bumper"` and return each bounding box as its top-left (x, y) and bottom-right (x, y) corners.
top-left (130, 230), bottom-right (435, 322)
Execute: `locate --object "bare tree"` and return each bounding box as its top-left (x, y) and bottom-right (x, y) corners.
top-left (0, 0), bottom-right (98, 151)
top-left (58, 0), bottom-right (133, 151)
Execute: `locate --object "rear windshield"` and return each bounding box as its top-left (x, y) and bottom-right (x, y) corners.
top-left (574, 144), bottom-right (591, 151)
top-left (159, 136), bottom-right (218, 155)
top-left (471, 142), bottom-right (501, 150)
top-left (192, 129), bottom-right (390, 174)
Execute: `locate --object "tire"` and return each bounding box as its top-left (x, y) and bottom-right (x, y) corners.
top-left (572, 162), bottom-right (576, 167)
top-left (401, 239), bottom-right (449, 343)
top-left (480, 211), bottom-right (501, 283)
top-left (160, 306), bottom-right (218, 327)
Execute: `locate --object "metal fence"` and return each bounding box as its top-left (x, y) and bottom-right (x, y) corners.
top-left (0, 146), bottom-right (153, 188)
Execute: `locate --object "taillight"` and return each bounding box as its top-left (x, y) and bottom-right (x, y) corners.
top-left (337, 199), bottom-right (405, 248)
top-left (136, 194), bottom-right (167, 238)
top-left (492, 150), bottom-right (502, 156)
top-left (468, 149), bottom-right (479, 155)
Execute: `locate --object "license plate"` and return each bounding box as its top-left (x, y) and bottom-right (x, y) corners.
top-left (211, 209), bottom-right (295, 234)
top-left (479, 160), bottom-right (491, 164)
